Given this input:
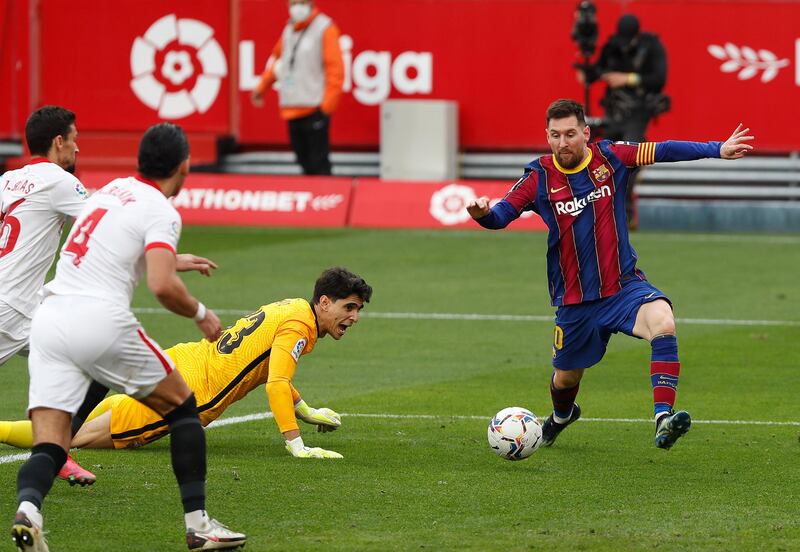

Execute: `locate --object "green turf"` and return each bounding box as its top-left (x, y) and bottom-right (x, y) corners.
top-left (1, 227), bottom-right (798, 551)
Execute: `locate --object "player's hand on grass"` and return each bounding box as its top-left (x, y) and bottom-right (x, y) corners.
top-left (720, 124), bottom-right (754, 159)
top-left (466, 196), bottom-right (491, 219)
top-left (295, 399), bottom-right (341, 432)
top-left (285, 436), bottom-right (343, 459)
top-left (176, 254), bottom-right (218, 277)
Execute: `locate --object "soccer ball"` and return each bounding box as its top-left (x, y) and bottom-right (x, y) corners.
top-left (487, 407), bottom-right (543, 461)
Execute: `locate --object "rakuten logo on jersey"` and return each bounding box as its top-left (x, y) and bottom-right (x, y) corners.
top-left (240, 35), bottom-right (432, 106)
top-left (171, 188), bottom-right (343, 212)
top-left (555, 185), bottom-right (612, 217)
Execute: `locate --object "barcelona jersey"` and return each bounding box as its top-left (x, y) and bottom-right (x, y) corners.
top-left (476, 139), bottom-right (722, 306)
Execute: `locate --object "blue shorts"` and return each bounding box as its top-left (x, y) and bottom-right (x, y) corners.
top-left (551, 278), bottom-right (671, 370)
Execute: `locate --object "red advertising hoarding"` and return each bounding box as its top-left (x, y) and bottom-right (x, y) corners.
top-left (1, 1), bottom-right (798, 151)
top-left (349, 179), bottom-right (547, 231)
top-left (76, 173), bottom-right (545, 231)
top-left (37, 0), bottom-right (231, 133)
top-left (0, 0), bottom-right (31, 140)
top-left (238, 0), bottom-right (800, 151)
top-left (79, 172), bottom-right (353, 227)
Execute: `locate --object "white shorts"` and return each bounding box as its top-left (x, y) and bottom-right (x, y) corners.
top-left (27, 295), bottom-right (175, 415)
top-left (0, 301), bottom-right (31, 364)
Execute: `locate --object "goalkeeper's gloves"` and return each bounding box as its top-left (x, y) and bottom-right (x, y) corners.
top-left (284, 436), bottom-right (343, 459)
top-left (295, 399), bottom-right (341, 433)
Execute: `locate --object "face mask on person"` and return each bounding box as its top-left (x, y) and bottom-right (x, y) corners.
top-left (289, 3), bottom-right (312, 23)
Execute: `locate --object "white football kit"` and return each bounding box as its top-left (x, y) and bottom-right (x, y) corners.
top-left (0, 159), bottom-right (87, 363)
top-left (28, 176), bottom-right (181, 414)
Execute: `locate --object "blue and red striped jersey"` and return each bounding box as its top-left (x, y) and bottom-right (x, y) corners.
top-left (476, 139), bottom-right (722, 306)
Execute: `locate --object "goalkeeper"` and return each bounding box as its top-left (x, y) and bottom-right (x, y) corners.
top-left (0, 267), bottom-right (372, 460)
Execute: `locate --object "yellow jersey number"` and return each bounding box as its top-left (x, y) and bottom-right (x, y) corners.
top-left (216, 310), bottom-right (266, 354)
top-left (552, 325), bottom-right (564, 358)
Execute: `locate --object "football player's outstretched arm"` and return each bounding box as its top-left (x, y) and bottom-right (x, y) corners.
top-left (466, 196), bottom-right (491, 219)
top-left (145, 247), bottom-right (221, 341)
top-left (720, 124), bottom-right (754, 159)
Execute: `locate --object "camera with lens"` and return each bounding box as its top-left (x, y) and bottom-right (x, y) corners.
top-left (571, 0), bottom-right (598, 58)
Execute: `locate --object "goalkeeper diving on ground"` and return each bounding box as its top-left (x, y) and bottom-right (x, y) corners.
top-left (0, 267), bottom-right (372, 466)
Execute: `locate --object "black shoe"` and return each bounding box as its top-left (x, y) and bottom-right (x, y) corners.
top-left (655, 410), bottom-right (691, 450)
top-left (540, 404), bottom-right (581, 447)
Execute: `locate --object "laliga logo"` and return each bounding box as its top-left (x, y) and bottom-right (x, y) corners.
top-left (131, 14), bottom-right (228, 119)
top-left (429, 184), bottom-right (476, 226)
top-left (240, 35), bottom-right (432, 106)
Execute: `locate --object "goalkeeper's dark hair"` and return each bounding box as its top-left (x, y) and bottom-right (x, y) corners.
top-left (25, 105), bottom-right (76, 156)
top-left (546, 98), bottom-right (586, 126)
top-left (138, 123), bottom-right (190, 179)
top-left (313, 267), bottom-right (372, 304)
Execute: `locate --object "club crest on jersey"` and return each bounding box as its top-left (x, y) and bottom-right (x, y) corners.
top-left (291, 338), bottom-right (307, 361)
top-left (592, 165), bottom-right (610, 183)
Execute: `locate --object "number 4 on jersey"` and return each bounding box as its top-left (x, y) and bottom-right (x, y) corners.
top-left (64, 208), bottom-right (108, 266)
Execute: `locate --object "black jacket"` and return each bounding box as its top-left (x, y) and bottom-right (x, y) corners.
top-left (586, 32), bottom-right (667, 94)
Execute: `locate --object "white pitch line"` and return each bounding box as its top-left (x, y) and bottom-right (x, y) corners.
top-left (0, 452), bottom-right (31, 465)
top-left (2, 411), bottom-right (798, 466)
top-left (130, 308), bottom-right (800, 328)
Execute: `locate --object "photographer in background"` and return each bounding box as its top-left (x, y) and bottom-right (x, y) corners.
top-left (578, 14), bottom-right (669, 227)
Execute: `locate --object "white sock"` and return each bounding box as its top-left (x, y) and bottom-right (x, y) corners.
top-left (185, 509), bottom-right (209, 531)
top-left (553, 408), bottom-right (573, 425)
top-left (17, 501), bottom-right (42, 528)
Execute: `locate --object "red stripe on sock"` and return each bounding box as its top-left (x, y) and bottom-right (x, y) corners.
top-left (651, 361), bottom-right (680, 410)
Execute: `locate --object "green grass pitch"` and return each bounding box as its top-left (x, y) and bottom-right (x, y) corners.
top-left (1, 227), bottom-right (798, 551)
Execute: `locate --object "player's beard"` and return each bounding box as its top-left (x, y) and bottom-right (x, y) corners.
top-left (65, 163), bottom-right (76, 174)
top-left (556, 149), bottom-right (579, 169)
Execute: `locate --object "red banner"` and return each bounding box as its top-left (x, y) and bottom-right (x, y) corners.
top-left (238, 0), bottom-right (800, 151)
top-left (38, 0), bottom-right (231, 133)
top-left (349, 179), bottom-right (547, 231)
top-left (0, 0), bottom-right (31, 140)
top-left (76, 172), bottom-right (547, 230)
top-left (79, 173), bottom-right (352, 227)
top-left (1, 1), bottom-right (798, 151)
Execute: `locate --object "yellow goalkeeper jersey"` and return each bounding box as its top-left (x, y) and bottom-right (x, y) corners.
top-left (166, 298), bottom-right (318, 433)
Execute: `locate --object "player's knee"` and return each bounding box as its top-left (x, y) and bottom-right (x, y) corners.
top-left (553, 369), bottom-right (582, 389)
top-left (645, 300), bottom-right (675, 337)
top-left (650, 316), bottom-right (676, 339)
top-left (655, 306), bottom-right (676, 335)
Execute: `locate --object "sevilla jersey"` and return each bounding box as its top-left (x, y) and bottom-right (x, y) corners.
top-left (477, 139), bottom-right (722, 306)
top-left (0, 159), bottom-right (87, 316)
top-left (166, 298), bottom-right (319, 433)
top-left (44, 176), bottom-right (181, 307)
